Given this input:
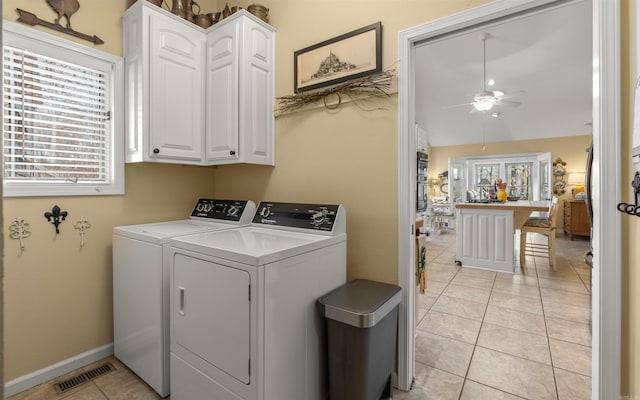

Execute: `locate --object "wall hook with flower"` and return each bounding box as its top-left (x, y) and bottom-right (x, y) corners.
top-left (74, 216), bottom-right (91, 248)
top-left (9, 217), bottom-right (31, 253)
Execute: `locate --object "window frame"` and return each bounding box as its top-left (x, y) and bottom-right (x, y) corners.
top-left (2, 21), bottom-right (124, 197)
top-left (466, 152), bottom-right (549, 201)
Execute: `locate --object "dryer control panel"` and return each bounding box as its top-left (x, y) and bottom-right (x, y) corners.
top-left (252, 202), bottom-right (343, 232)
top-left (190, 199), bottom-right (255, 223)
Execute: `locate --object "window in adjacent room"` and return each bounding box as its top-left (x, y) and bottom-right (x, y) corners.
top-left (2, 22), bottom-right (124, 197)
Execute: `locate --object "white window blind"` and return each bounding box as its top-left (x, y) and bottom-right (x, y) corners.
top-left (2, 21), bottom-right (124, 196)
top-left (3, 46), bottom-right (110, 183)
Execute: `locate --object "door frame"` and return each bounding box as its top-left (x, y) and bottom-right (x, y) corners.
top-left (396, 0), bottom-right (621, 397)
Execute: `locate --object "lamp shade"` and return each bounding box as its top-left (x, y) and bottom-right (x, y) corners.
top-left (568, 172), bottom-right (586, 196)
top-left (567, 172), bottom-right (586, 186)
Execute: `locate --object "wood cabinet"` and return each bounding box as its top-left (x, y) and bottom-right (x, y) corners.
top-left (563, 200), bottom-right (590, 239)
top-left (122, 2), bottom-right (274, 165)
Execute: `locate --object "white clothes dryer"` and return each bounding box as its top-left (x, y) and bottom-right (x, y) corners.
top-left (113, 199), bottom-right (255, 397)
top-left (167, 202), bottom-right (347, 400)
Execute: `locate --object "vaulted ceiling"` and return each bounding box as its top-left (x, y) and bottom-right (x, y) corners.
top-left (414, 0), bottom-right (592, 147)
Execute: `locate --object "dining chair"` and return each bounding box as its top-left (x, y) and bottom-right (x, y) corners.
top-left (519, 197), bottom-right (559, 271)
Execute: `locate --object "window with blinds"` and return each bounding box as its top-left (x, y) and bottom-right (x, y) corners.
top-left (2, 22), bottom-right (123, 197)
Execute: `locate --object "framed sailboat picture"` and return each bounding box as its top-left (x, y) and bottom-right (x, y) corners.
top-left (294, 22), bottom-right (382, 93)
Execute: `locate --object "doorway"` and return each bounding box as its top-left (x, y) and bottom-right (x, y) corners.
top-left (397, 0), bottom-right (621, 399)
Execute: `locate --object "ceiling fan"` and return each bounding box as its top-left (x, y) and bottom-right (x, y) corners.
top-left (447, 33), bottom-right (523, 112)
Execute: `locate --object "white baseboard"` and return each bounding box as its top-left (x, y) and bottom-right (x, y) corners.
top-left (4, 343), bottom-right (114, 398)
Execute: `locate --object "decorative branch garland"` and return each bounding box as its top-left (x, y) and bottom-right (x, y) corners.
top-left (275, 68), bottom-right (395, 116)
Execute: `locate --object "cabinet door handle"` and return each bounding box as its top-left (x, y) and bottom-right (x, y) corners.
top-left (153, 148), bottom-right (160, 154)
top-left (230, 150), bottom-right (236, 156)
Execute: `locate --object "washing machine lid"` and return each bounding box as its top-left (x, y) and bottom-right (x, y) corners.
top-left (171, 226), bottom-right (346, 266)
top-left (113, 199), bottom-right (256, 243)
top-left (114, 220), bottom-right (239, 244)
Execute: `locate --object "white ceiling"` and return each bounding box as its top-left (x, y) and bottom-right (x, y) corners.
top-left (414, 0), bottom-right (592, 147)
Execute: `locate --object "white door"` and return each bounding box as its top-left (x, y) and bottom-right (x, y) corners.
top-left (172, 254), bottom-right (251, 384)
top-left (448, 157), bottom-right (466, 203)
top-left (149, 15), bottom-right (203, 161)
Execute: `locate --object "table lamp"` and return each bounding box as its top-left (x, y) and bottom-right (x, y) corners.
top-left (568, 172), bottom-right (586, 198)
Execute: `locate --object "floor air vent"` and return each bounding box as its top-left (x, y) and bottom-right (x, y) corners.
top-left (53, 362), bottom-right (115, 394)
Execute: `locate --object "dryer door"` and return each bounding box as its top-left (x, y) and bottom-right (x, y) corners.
top-left (173, 254), bottom-right (251, 384)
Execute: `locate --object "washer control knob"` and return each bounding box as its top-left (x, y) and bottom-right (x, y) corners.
top-left (311, 210), bottom-right (327, 224)
top-left (196, 203), bottom-right (204, 212)
top-left (153, 148), bottom-right (160, 154)
top-left (260, 207), bottom-right (271, 217)
top-left (228, 206), bottom-right (240, 216)
top-left (203, 203), bottom-right (212, 212)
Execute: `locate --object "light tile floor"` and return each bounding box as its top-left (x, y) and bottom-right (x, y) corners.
top-left (394, 229), bottom-right (592, 400)
top-left (7, 356), bottom-right (164, 400)
top-left (9, 230), bottom-right (591, 400)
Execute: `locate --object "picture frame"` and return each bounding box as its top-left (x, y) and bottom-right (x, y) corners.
top-left (294, 22), bottom-right (382, 93)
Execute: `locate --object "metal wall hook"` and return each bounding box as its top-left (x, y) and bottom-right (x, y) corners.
top-left (74, 217), bottom-right (91, 248)
top-left (616, 171), bottom-right (640, 217)
top-left (9, 217), bottom-right (31, 252)
top-left (44, 205), bottom-right (68, 234)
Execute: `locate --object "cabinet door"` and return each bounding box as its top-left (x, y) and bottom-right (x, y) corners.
top-left (571, 201), bottom-right (591, 237)
top-left (239, 19), bottom-right (275, 165)
top-left (205, 21), bottom-right (240, 162)
top-left (149, 14), bottom-right (203, 161)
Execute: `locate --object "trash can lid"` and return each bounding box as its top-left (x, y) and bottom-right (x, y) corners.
top-left (318, 279), bottom-right (402, 328)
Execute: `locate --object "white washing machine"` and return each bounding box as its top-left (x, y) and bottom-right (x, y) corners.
top-left (113, 199), bottom-right (255, 397)
top-left (167, 202), bottom-right (347, 400)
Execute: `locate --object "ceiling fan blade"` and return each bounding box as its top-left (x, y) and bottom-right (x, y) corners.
top-left (494, 89), bottom-right (526, 99)
top-left (495, 99), bottom-right (522, 107)
top-left (442, 102), bottom-right (474, 110)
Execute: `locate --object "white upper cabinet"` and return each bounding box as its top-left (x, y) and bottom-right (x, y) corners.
top-left (205, 21), bottom-right (239, 162)
top-left (205, 15), bottom-right (275, 165)
top-left (123, 2), bottom-right (274, 165)
top-left (149, 14), bottom-right (204, 161)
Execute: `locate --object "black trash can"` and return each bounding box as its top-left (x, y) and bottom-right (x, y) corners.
top-left (318, 279), bottom-right (402, 400)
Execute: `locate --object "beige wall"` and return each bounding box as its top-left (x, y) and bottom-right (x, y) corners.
top-left (428, 135), bottom-right (592, 224)
top-left (428, 135), bottom-right (592, 182)
top-left (212, 0), bottom-right (491, 281)
top-left (1, 0), bottom-right (219, 381)
top-left (2, 0), bottom-right (639, 394)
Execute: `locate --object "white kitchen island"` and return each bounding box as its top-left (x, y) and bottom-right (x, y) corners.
top-left (455, 201), bottom-right (549, 273)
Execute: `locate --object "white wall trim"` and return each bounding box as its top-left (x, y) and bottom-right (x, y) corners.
top-left (592, 0), bottom-right (621, 397)
top-left (397, 0), bottom-right (621, 397)
top-left (396, 24), bottom-right (416, 390)
top-left (4, 344), bottom-right (114, 398)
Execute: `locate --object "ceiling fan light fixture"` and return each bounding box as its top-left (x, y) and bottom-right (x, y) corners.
top-left (473, 93), bottom-right (496, 111)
